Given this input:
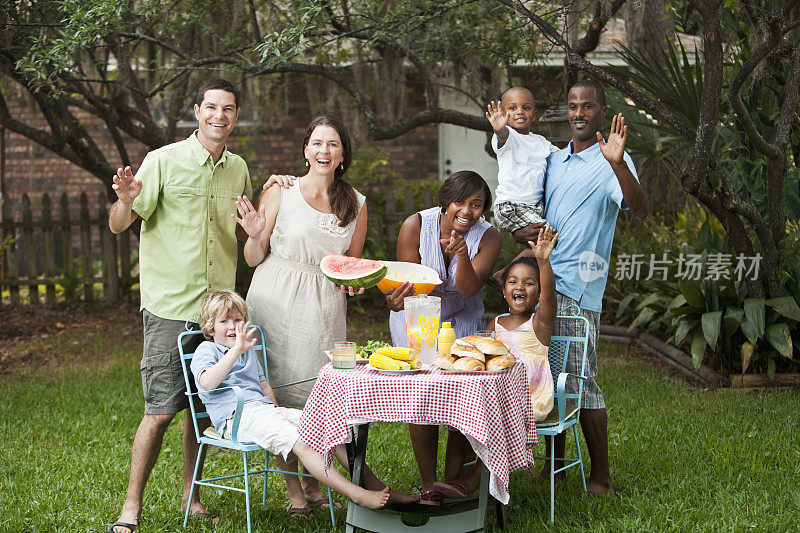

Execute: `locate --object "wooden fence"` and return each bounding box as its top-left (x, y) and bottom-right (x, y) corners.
top-left (0, 182), bottom-right (438, 307)
top-left (363, 182), bottom-right (437, 256)
top-left (0, 192), bottom-right (134, 307)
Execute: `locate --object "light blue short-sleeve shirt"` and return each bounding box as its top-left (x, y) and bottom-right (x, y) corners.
top-left (544, 141), bottom-right (638, 313)
top-left (190, 341), bottom-right (272, 433)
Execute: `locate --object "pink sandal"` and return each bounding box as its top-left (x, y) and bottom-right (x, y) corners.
top-left (432, 481), bottom-right (470, 499)
top-left (418, 490), bottom-right (444, 506)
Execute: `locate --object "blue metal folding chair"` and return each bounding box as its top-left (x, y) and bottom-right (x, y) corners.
top-left (178, 323), bottom-right (335, 532)
top-left (533, 314), bottom-right (590, 525)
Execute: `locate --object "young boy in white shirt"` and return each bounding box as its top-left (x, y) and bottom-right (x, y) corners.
top-left (486, 87), bottom-right (559, 243)
top-left (191, 290), bottom-right (416, 516)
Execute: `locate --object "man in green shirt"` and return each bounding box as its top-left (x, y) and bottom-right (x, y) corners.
top-left (106, 78), bottom-right (252, 533)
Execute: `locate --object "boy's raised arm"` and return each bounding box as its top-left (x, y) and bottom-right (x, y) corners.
top-left (197, 321), bottom-right (257, 391)
top-left (486, 100), bottom-right (510, 149)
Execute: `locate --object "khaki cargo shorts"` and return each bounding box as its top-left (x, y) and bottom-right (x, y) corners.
top-left (141, 309), bottom-right (191, 415)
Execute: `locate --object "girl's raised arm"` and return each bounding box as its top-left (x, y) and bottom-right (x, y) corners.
top-left (531, 227), bottom-right (558, 346)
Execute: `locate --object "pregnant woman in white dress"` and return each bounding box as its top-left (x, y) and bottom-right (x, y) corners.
top-left (232, 114), bottom-right (367, 512)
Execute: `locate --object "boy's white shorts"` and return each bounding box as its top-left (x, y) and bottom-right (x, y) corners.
top-left (223, 401), bottom-right (302, 461)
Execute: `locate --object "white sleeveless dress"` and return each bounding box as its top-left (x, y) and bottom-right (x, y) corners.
top-left (247, 183), bottom-right (365, 409)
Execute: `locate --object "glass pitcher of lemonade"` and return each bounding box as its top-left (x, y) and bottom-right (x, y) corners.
top-left (404, 294), bottom-right (441, 365)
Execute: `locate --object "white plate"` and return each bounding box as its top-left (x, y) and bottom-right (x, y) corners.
top-left (324, 350), bottom-right (369, 364)
top-left (367, 362), bottom-right (428, 374)
top-left (435, 366), bottom-right (512, 375)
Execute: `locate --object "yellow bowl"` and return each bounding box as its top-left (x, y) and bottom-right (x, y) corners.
top-left (376, 261), bottom-right (443, 295)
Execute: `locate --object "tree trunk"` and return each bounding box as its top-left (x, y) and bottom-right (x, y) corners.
top-left (626, 0), bottom-right (675, 63)
top-left (626, 0), bottom-right (682, 214)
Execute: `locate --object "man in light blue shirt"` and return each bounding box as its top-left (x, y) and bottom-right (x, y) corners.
top-left (542, 80), bottom-right (649, 496)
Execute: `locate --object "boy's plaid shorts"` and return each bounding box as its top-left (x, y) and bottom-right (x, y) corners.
top-left (494, 201), bottom-right (546, 233)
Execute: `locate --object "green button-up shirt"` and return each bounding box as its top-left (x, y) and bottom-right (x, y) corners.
top-left (132, 131), bottom-right (252, 320)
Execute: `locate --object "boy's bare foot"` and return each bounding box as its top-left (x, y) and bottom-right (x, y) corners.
top-left (352, 486), bottom-right (391, 510)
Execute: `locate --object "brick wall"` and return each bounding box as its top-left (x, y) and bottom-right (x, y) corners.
top-left (1, 73), bottom-right (440, 221)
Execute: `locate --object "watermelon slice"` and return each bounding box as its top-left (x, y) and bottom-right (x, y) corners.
top-left (319, 254), bottom-right (388, 290)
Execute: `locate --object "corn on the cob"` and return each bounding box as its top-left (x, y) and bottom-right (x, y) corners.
top-left (409, 358), bottom-right (421, 369)
top-left (375, 346), bottom-right (413, 361)
top-left (369, 353), bottom-right (404, 370)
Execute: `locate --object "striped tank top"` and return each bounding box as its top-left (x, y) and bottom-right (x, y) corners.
top-left (389, 206), bottom-right (492, 344)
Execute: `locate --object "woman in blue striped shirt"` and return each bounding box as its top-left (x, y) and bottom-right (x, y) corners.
top-left (384, 170), bottom-right (502, 504)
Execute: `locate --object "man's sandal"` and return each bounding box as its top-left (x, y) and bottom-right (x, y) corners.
top-left (309, 496), bottom-right (345, 511)
top-left (189, 511), bottom-right (219, 524)
top-left (285, 504), bottom-right (312, 519)
top-left (106, 522), bottom-right (137, 533)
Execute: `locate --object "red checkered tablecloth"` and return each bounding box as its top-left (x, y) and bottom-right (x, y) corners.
top-left (298, 362), bottom-right (537, 504)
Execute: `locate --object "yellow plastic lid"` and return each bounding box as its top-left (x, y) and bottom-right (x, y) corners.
top-left (442, 322), bottom-right (452, 328)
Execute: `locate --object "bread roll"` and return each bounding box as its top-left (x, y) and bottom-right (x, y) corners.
top-left (454, 335), bottom-right (482, 347)
top-left (433, 353), bottom-right (458, 370)
top-left (451, 344), bottom-right (486, 362)
top-left (453, 357), bottom-right (485, 371)
top-left (472, 338), bottom-right (509, 356)
top-left (486, 354), bottom-right (515, 371)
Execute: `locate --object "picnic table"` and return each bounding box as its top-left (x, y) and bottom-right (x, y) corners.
top-left (298, 361), bottom-right (538, 532)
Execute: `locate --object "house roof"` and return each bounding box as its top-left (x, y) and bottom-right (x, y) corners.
top-left (529, 18), bottom-right (702, 67)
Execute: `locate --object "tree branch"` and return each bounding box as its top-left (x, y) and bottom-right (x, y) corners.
top-left (572, 0), bottom-right (627, 56)
top-left (0, 88), bottom-right (78, 167)
top-left (246, 0), bottom-right (261, 40)
top-left (680, 0), bottom-right (724, 195)
top-left (774, 42), bottom-right (800, 149)
top-left (250, 61), bottom-right (379, 132)
top-left (495, 0), bottom-right (696, 141)
top-left (249, 62), bottom-right (487, 139)
top-left (727, 19), bottom-right (782, 158)
top-left (369, 108), bottom-right (489, 141)
top-left (116, 31), bottom-right (188, 60)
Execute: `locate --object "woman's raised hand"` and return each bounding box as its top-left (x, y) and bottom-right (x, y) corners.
top-left (441, 230), bottom-right (468, 257)
top-left (263, 174), bottom-right (297, 190)
top-left (529, 225), bottom-right (558, 261)
top-left (384, 281), bottom-right (415, 312)
top-left (485, 101), bottom-right (509, 133)
top-left (232, 195), bottom-right (266, 238)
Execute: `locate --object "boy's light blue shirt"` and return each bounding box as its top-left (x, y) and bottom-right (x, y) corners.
top-left (544, 141), bottom-right (638, 313)
top-left (190, 340), bottom-right (272, 434)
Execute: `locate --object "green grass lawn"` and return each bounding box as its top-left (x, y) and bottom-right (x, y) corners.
top-left (1, 305), bottom-right (799, 532)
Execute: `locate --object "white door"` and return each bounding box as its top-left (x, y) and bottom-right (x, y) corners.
top-left (438, 93), bottom-right (499, 198)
